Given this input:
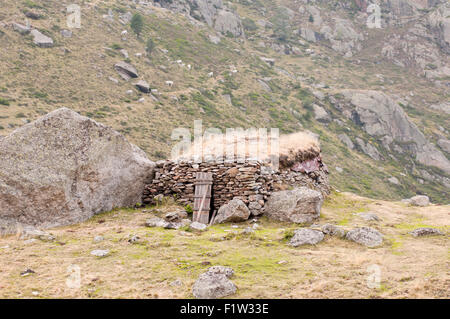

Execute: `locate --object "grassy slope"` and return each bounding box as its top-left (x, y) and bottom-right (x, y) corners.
top-left (0, 0), bottom-right (448, 203)
top-left (0, 192), bottom-right (448, 298)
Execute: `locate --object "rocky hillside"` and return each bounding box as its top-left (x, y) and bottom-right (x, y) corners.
top-left (0, 0), bottom-right (449, 203)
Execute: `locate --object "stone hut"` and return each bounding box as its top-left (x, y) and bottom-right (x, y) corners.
top-left (142, 132), bottom-right (330, 219)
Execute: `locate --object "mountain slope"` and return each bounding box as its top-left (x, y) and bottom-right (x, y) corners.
top-left (0, 0), bottom-right (449, 203)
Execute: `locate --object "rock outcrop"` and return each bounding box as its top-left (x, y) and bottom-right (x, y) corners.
top-left (156, 0), bottom-right (243, 37)
top-left (0, 108), bottom-right (155, 231)
top-left (337, 90), bottom-right (450, 174)
top-left (264, 187), bottom-right (323, 224)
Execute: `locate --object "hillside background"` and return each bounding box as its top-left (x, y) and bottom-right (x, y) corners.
top-left (0, 0), bottom-right (449, 203)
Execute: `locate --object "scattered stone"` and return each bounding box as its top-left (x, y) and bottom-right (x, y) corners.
top-left (346, 227), bottom-right (383, 247)
top-left (338, 134), bottom-right (354, 149)
top-left (208, 34), bottom-right (221, 44)
top-left (12, 22), bottom-right (30, 34)
top-left (30, 29), bottom-right (54, 48)
top-left (165, 219), bottom-right (191, 230)
top-left (321, 224), bottom-right (346, 237)
top-left (119, 49), bottom-right (129, 59)
top-left (289, 228), bottom-right (324, 247)
top-left (128, 235), bottom-right (140, 243)
top-left (192, 266), bottom-right (237, 299)
top-left (90, 249), bottom-right (109, 257)
top-left (335, 166), bottom-right (343, 173)
top-left (313, 104), bottom-right (331, 122)
top-left (356, 212), bottom-right (381, 222)
top-left (409, 228), bottom-right (444, 237)
top-left (145, 217), bottom-right (169, 228)
top-left (264, 187), bottom-right (323, 224)
top-left (25, 11), bottom-right (41, 20)
top-left (20, 227), bottom-right (55, 242)
top-left (277, 260), bottom-right (288, 265)
top-left (190, 221), bottom-right (208, 232)
top-left (164, 209), bottom-right (188, 223)
top-left (114, 61), bottom-right (138, 81)
top-left (60, 29), bottom-right (72, 38)
top-left (170, 279), bottom-right (183, 287)
top-left (388, 177), bottom-right (400, 185)
top-left (108, 76), bottom-right (119, 84)
top-left (93, 236), bottom-right (104, 243)
top-left (20, 269), bottom-right (35, 277)
top-left (408, 195), bottom-right (430, 207)
top-left (214, 199), bottom-right (251, 224)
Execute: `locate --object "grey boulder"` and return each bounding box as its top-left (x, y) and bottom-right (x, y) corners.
top-left (114, 61), bottom-right (138, 81)
top-left (30, 29), bottom-right (54, 48)
top-left (0, 108), bottom-right (155, 231)
top-left (409, 195), bottom-right (430, 207)
top-left (346, 227), bottom-right (383, 247)
top-left (135, 80), bottom-right (150, 93)
top-left (214, 199), bottom-right (250, 224)
top-left (290, 228), bottom-right (324, 247)
top-left (321, 224), bottom-right (346, 238)
top-left (192, 266), bottom-right (237, 299)
top-left (264, 187), bottom-right (323, 224)
top-left (409, 228), bottom-right (444, 237)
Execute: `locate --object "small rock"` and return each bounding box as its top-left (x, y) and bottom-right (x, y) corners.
top-left (388, 177), bottom-right (400, 185)
top-left (145, 217), bottom-right (169, 228)
top-left (290, 228), bottom-right (324, 247)
top-left (128, 235), bottom-right (140, 243)
top-left (135, 80), bottom-right (150, 93)
top-left (90, 249), bottom-right (109, 257)
top-left (21, 227), bottom-right (55, 242)
top-left (321, 224), bottom-right (346, 237)
top-left (21, 269), bottom-right (35, 277)
top-left (192, 266), bottom-right (236, 299)
top-left (409, 228), bottom-right (443, 237)
top-left (12, 22), bottom-right (30, 35)
top-left (30, 29), bottom-right (54, 48)
top-left (346, 227), bottom-right (383, 247)
top-left (356, 212), bottom-right (381, 222)
top-left (190, 221), bottom-right (208, 232)
top-left (170, 279), bottom-right (183, 287)
top-left (164, 210), bottom-right (188, 223)
top-left (165, 219), bottom-right (191, 230)
top-left (60, 29), bottom-right (72, 38)
top-left (93, 236), bottom-right (104, 242)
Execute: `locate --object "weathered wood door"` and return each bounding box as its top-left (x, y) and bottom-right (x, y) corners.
top-left (193, 172), bottom-right (213, 224)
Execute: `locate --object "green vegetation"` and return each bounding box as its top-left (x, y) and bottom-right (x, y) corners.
top-left (130, 13), bottom-right (144, 36)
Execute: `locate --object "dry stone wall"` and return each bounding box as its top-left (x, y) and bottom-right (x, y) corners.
top-left (143, 158), bottom-right (329, 215)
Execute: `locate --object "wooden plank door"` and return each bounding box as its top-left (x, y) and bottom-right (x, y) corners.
top-left (193, 172), bottom-right (213, 224)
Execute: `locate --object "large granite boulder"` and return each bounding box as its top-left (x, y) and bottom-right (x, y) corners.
top-left (263, 187), bottom-right (323, 224)
top-left (0, 108), bottom-right (154, 231)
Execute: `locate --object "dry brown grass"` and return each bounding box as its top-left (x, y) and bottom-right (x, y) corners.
top-left (0, 192), bottom-right (448, 299)
top-left (172, 131), bottom-right (319, 162)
